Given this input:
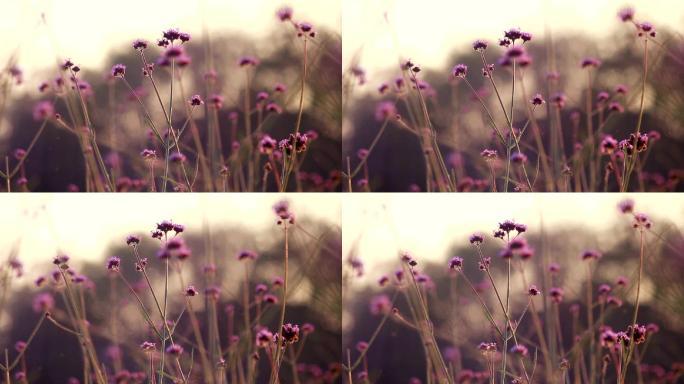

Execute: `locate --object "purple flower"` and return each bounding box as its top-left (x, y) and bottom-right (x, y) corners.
top-left (32, 293), bottom-right (54, 313)
top-left (374, 101), bottom-right (396, 121)
top-left (469, 233), bottom-right (484, 244)
top-left (510, 344), bottom-right (528, 356)
top-left (33, 101), bottom-right (54, 121)
top-left (505, 46), bottom-right (526, 59)
top-left (581, 250), bottom-right (602, 261)
top-left (448, 257), bottom-right (463, 271)
top-left (528, 285), bottom-right (540, 296)
top-left (209, 94), bottom-right (224, 109)
top-left (549, 287), bottom-right (564, 303)
top-left (581, 57), bottom-right (601, 69)
top-left (276, 6), bottom-right (293, 21)
top-left (259, 135), bottom-right (278, 154)
top-left (185, 285), bottom-right (198, 297)
top-left (281, 323), bottom-right (300, 344)
top-left (618, 7), bottom-right (635, 22)
top-left (164, 46), bottom-right (184, 59)
top-left (179, 32), bottom-right (191, 43)
top-left (608, 101), bottom-right (624, 113)
top-left (237, 250), bottom-right (258, 261)
top-left (521, 31), bottom-right (533, 42)
top-left (126, 235), bottom-right (140, 246)
top-left (256, 329), bottom-right (273, 348)
top-left (600, 135), bottom-right (618, 155)
top-left (598, 284), bottom-right (612, 295)
top-left (266, 102), bottom-right (283, 114)
top-left (510, 152), bottom-right (527, 164)
top-left (614, 84), bottom-right (628, 95)
top-left (106, 256), bottom-right (121, 272)
top-left (638, 22), bottom-right (656, 37)
top-left (472, 40), bottom-right (488, 51)
top-left (616, 275), bottom-right (629, 286)
top-left (452, 63), bottom-right (468, 78)
top-left (14, 341), bottom-right (27, 352)
top-left (369, 294), bottom-right (391, 315)
top-left (189, 94), bottom-right (203, 106)
top-left (205, 286), bottom-right (221, 301)
top-left (165, 343), bottom-right (183, 356)
top-left (132, 39), bottom-right (148, 50)
top-left (551, 92), bottom-right (567, 109)
top-left (530, 93), bottom-right (545, 106)
top-left (111, 64), bottom-right (126, 78)
top-left (480, 149), bottom-right (497, 160)
top-left (298, 22), bottom-right (315, 37)
top-left (238, 56), bottom-right (259, 67)
top-left (504, 27), bottom-right (522, 41)
top-left (263, 293), bottom-right (278, 304)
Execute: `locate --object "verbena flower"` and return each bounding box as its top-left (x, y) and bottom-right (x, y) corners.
top-left (448, 257), bottom-right (463, 271)
top-left (276, 6), bottom-right (293, 21)
top-left (374, 101), bottom-right (396, 121)
top-left (165, 343), bottom-right (184, 356)
top-left (452, 64), bottom-right (468, 78)
top-left (237, 250), bottom-right (258, 261)
top-left (32, 293), bottom-right (54, 313)
top-left (581, 57), bottom-right (601, 69)
top-left (510, 344), bottom-right (529, 356)
top-left (581, 249), bottom-right (602, 261)
top-left (530, 93), bottom-right (545, 105)
top-left (369, 294), bottom-right (391, 315)
top-left (549, 287), bottom-right (564, 303)
top-left (185, 285), bottom-right (198, 297)
top-left (473, 40), bottom-right (488, 51)
top-left (106, 256), bottom-right (121, 272)
top-left (32, 101), bottom-right (54, 121)
top-left (528, 285), bottom-right (540, 296)
top-left (618, 7), bottom-right (635, 22)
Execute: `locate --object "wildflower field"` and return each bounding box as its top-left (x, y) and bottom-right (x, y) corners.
top-left (0, 3), bottom-right (341, 192)
top-left (344, 4), bottom-right (684, 192)
top-left (0, 196), bottom-right (342, 383)
top-left (343, 196), bottom-right (684, 383)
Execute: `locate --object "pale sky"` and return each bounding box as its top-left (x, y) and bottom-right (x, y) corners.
top-left (1, 0), bottom-right (340, 91)
top-left (343, 0), bottom-right (684, 86)
top-left (343, 193), bottom-right (684, 287)
top-left (1, 194), bottom-right (340, 277)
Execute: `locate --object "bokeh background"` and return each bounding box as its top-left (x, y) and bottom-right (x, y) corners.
top-left (343, 0), bottom-right (684, 191)
top-left (0, 194), bottom-right (341, 383)
top-left (0, 0), bottom-right (342, 191)
top-left (343, 194), bottom-right (684, 382)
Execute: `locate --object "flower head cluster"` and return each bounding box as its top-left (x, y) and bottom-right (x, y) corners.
top-left (278, 132), bottom-right (309, 155)
top-left (273, 200), bottom-right (295, 225)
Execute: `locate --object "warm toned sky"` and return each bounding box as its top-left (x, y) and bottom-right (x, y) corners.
top-left (1, 194), bottom-right (340, 274)
top-left (343, 0), bottom-right (684, 85)
top-left (343, 194), bottom-right (684, 287)
top-left (1, 0), bottom-right (340, 89)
